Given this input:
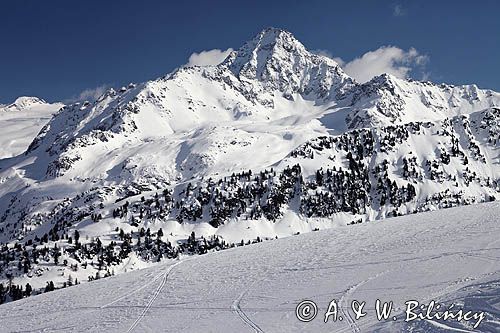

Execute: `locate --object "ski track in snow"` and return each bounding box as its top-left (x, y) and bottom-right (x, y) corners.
top-left (126, 259), bottom-right (186, 332)
top-left (100, 269), bottom-right (165, 309)
top-left (337, 271), bottom-right (391, 333)
top-left (339, 285), bottom-right (361, 333)
top-left (231, 283), bottom-right (265, 333)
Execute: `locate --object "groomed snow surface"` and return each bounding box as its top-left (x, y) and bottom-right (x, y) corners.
top-left (0, 202), bottom-right (498, 333)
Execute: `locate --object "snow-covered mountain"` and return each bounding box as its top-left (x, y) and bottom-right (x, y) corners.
top-left (0, 97), bottom-right (63, 158)
top-left (346, 74), bottom-right (499, 128)
top-left (2, 96), bottom-right (46, 111)
top-left (0, 28), bottom-right (498, 299)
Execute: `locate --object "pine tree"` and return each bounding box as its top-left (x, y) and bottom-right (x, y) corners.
top-left (25, 283), bottom-right (32, 297)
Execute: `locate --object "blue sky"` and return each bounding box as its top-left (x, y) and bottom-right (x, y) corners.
top-left (0, 0), bottom-right (499, 103)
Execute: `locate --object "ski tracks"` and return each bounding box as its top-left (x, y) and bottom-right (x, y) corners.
top-left (100, 269), bottom-right (165, 309)
top-left (231, 282), bottom-right (265, 333)
top-left (336, 270), bottom-right (391, 333)
top-left (125, 259), bottom-right (187, 332)
top-left (339, 285), bottom-right (361, 333)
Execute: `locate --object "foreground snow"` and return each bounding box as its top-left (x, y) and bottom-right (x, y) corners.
top-left (0, 202), bottom-right (498, 332)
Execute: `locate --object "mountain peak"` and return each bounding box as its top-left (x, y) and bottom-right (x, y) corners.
top-left (225, 28), bottom-right (307, 76)
top-left (5, 96), bottom-right (46, 111)
top-left (222, 27), bottom-right (352, 99)
top-left (251, 27), bottom-right (301, 48)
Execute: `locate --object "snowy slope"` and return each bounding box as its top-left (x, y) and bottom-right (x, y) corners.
top-left (0, 202), bottom-right (498, 332)
top-left (0, 97), bottom-right (63, 158)
top-left (0, 28), bottom-right (498, 297)
top-left (345, 74), bottom-right (500, 129)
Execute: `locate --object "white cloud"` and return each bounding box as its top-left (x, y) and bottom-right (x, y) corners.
top-left (332, 57), bottom-right (345, 67)
top-left (337, 46), bottom-right (428, 83)
top-left (186, 48), bottom-right (234, 67)
top-left (74, 85), bottom-right (108, 102)
top-left (393, 4), bottom-right (406, 17)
